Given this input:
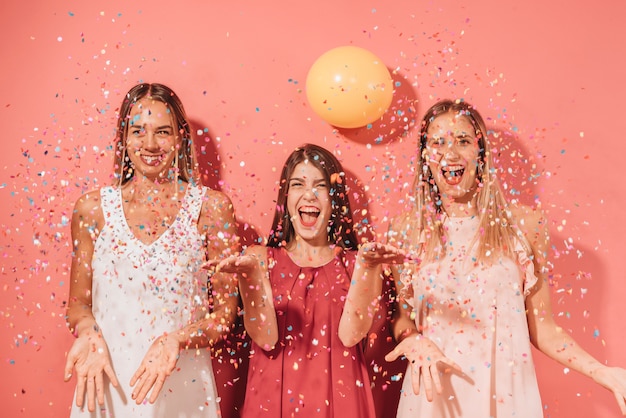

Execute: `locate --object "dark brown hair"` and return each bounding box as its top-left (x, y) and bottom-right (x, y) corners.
top-left (112, 83), bottom-right (196, 185)
top-left (267, 143), bottom-right (358, 250)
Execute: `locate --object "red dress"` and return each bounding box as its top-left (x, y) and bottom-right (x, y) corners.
top-left (241, 247), bottom-right (376, 418)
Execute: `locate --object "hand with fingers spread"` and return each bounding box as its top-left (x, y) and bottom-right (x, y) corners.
top-left (129, 334), bottom-right (181, 405)
top-left (204, 254), bottom-right (259, 277)
top-left (63, 328), bottom-right (119, 412)
top-left (385, 333), bottom-right (461, 401)
top-left (357, 242), bottom-right (411, 267)
top-left (338, 242), bottom-right (408, 347)
top-left (208, 248), bottom-right (279, 351)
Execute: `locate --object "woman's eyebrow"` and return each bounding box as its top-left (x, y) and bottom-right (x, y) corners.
top-left (129, 124), bottom-right (173, 129)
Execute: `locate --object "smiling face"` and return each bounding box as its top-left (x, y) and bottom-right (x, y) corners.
top-left (286, 161), bottom-right (332, 246)
top-left (424, 111), bottom-right (481, 208)
top-left (267, 144), bottom-right (358, 250)
top-left (125, 98), bottom-right (179, 181)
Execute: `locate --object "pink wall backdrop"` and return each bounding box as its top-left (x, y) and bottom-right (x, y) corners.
top-left (2, 1), bottom-right (625, 417)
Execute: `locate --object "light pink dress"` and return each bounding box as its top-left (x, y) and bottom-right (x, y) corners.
top-left (396, 216), bottom-right (542, 418)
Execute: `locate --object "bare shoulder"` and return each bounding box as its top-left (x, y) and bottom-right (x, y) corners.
top-left (69, 189), bottom-right (105, 246)
top-left (204, 187), bottom-right (233, 206)
top-left (72, 189), bottom-right (104, 225)
top-left (199, 187), bottom-right (236, 225)
top-left (509, 203), bottom-right (549, 245)
top-left (201, 188), bottom-right (234, 212)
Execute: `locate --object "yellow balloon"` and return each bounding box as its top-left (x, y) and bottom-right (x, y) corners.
top-left (306, 46), bottom-right (393, 129)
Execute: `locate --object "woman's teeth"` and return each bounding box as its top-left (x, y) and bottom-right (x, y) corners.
top-left (442, 165), bottom-right (464, 178)
top-left (299, 209), bottom-right (320, 226)
top-left (142, 155), bottom-right (161, 165)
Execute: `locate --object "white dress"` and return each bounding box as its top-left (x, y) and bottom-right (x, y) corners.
top-left (396, 216), bottom-right (542, 418)
top-left (70, 184), bottom-right (220, 418)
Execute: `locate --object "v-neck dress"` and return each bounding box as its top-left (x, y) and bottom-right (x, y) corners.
top-left (70, 184), bottom-right (220, 418)
top-left (241, 247), bottom-right (376, 418)
top-left (396, 216), bottom-right (542, 418)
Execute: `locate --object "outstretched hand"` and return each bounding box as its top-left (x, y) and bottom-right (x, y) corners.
top-left (358, 242), bottom-right (412, 267)
top-left (64, 330), bottom-right (119, 412)
top-left (204, 254), bottom-right (259, 278)
top-left (129, 334), bottom-right (180, 405)
top-left (591, 366), bottom-right (626, 415)
top-left (385, 334), bottom-right (462, 401)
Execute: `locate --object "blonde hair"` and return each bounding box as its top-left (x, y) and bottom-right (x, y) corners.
top-left (401, 99), bottom-right (518, 263)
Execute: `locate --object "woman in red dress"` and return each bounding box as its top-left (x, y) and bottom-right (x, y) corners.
top-left (210, 143), bottom-right (401, 417)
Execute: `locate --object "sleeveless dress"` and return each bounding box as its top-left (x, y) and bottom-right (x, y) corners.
top-left (70, 184), bottom-right (220, 418)
top-left (241, 247), bottom-right (376, 418)
top-left (396, 216), bottom-right (543, 418)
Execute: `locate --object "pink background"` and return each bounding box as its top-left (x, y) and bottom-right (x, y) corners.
top-left (2, 1), bottom-right (625, 417)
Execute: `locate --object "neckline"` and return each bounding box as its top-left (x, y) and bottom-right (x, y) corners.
top-left (442, 209), bottom-right (479, 221)
top-left (118, 183), bottom-right (191, 248)
top-left (280, 246), bottom-right (340, 269)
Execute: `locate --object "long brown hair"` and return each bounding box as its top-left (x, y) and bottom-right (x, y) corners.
top-left (404, 99), bottom-right (517, 262)
top-left (112, 83), bottom-right (197, 185)
top-left (267, 143), bottom-right (358, 250)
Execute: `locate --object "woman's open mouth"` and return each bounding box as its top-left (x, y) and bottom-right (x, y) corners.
top-left (140, 154), bottom-right (164, 166)
top-left (442, 165), bottom-right (465, 185)
top-left (298, 207), bottom-right (320, 227)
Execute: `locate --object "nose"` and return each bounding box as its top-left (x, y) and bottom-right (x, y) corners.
top-left (442, 140), bottom-right (461, 158)
top-left (302, 186), bottom-right (318, 200)
top-left (144, 130), bottom-right (159, 150)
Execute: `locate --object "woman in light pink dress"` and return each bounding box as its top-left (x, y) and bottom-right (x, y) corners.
top-left (382, 99), bottom-right (626, 417)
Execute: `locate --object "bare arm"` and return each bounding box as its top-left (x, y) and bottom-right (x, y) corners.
top-left (386, 214), bottom-right (421, 343)
top-left (383, 214), bottom-right (461, 401)
top-left (520, 205), bottom-right (626, 414)
top-left (209, 245), bottom-right (279, 350)
top-left (388, 264), bottom-right (420, 343)
top-left (237, 245), bottom-right (278, 349)
top-left (63, 191), bottom-right (119, 411)
top-left (338, 243), bottom-right (405, 347)
top-left (176, 189), bottom-right (240, 349)
top-left (65, 192), bottom-right (100, 335)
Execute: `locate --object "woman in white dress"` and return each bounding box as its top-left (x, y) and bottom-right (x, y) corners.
top-left (63, 83), bottom-right (239, 417)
